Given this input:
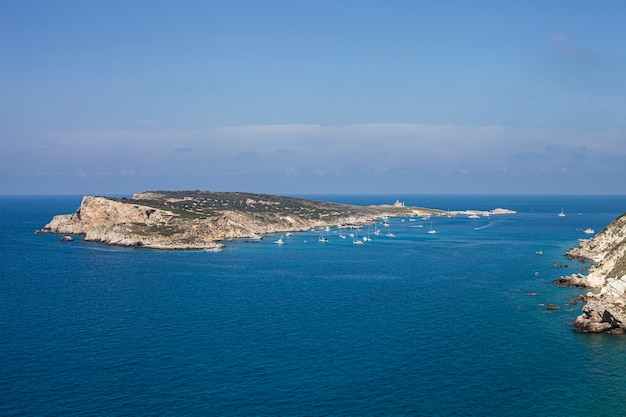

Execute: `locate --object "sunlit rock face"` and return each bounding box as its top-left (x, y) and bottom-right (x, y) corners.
top-left (564, 213), bottom-right (626, 333)
top-left (38, 191), bottom-right (516, 251)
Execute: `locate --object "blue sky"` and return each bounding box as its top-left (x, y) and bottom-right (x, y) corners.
top-left (1, 1), bottom-right (625, 195)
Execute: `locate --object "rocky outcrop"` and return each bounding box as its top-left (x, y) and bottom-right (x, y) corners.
top-left (38, 196), bottom-right (209, 250)
top-left (38, 191), bottom-right (517, 251)
top-left (573, 290), bottom-right (626, 334)
top-left (565, 212), bottom-right (626, 287)
top-left (553, 274), bottom-right (589, 288)
top-left (36, 193), bottom-right (414, 249)
top-left (560, 212), bottom-right (626, 334)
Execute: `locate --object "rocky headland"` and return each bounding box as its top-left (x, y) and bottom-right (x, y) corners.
top-left (556, 212), bottom-right (626, 334)
top-left (38, 191), bottom-right (515, 250)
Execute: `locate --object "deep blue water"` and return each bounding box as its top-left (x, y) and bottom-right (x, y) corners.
top-left (2, 195), bottom-right (626, 416)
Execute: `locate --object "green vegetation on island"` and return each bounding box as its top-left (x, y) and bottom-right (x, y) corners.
top-left (39, 190), bottom-right (515, 250)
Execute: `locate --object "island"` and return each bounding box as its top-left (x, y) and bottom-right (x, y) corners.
top-left (557, 212), bottom-right (626, 334)
top-left (37, 190), bottom-right (515, 250)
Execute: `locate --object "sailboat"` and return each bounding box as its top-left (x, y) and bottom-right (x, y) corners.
top-left (274, 235), bottom-right (284, 244)
top-left (558, 207), bottom-right (566, 217)
top-left (353, 236), bottom-right (364, 245)
top-left (363, 225), bottom-right (372, 241)
top-left (428, 222), bottom-right (437, 234)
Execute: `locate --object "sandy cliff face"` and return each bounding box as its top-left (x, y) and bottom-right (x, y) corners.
top-left (563, 213), bottom-right (626, 333)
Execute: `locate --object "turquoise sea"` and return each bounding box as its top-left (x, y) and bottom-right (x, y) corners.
top-left (2, 194), bottom-right (626, 416)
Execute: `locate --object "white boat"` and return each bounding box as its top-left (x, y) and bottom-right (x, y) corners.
top-left (468, 214), bottom-right (480, 219)
top-left (386, 232), bottom-right (395, 238)
top-left (428, 222), bottom-right (437, 234)
top-left (583, 228), bottom-right (595, 234)
top-left (339, 234), bottom-right (346, 239)
top-left (558, 207), bottom-right (566, 217)
top-left (353, 239), bottom-right (364, 245)
top-left (318, 234), bottom-right (330, 243)
top-left (203, 247), bottom-right (222, 252)
top-left (274, 236), bottom-right (284, 245)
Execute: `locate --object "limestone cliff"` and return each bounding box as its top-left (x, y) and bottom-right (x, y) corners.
top-left (560, 212), bottom-right (626, 334)
top-left (36, 191), bottom-right (426, 250)
top-left (38, 195), bottom-right (214, 249)
top-left (38, 191), bottom-right (516, 250)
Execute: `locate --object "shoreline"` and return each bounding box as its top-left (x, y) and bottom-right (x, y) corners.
top-left (37, 191), bottom-right (516, 250)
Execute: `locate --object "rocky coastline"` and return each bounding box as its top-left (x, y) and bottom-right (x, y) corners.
top-left (556, 212), bottom-right (626, 334)
top-left (37, 191), bottom-right (515, 250)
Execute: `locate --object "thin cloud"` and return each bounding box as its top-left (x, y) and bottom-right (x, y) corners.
top-left (548, 32), bottom-right (594, 60)
top-left (3, 123), bottom-right (625, 194)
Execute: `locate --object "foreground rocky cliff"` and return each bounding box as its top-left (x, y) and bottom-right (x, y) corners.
top-left (559, 212), bottom-right (626, 334)
top-left (39, 191), bottom-right (514, 250)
